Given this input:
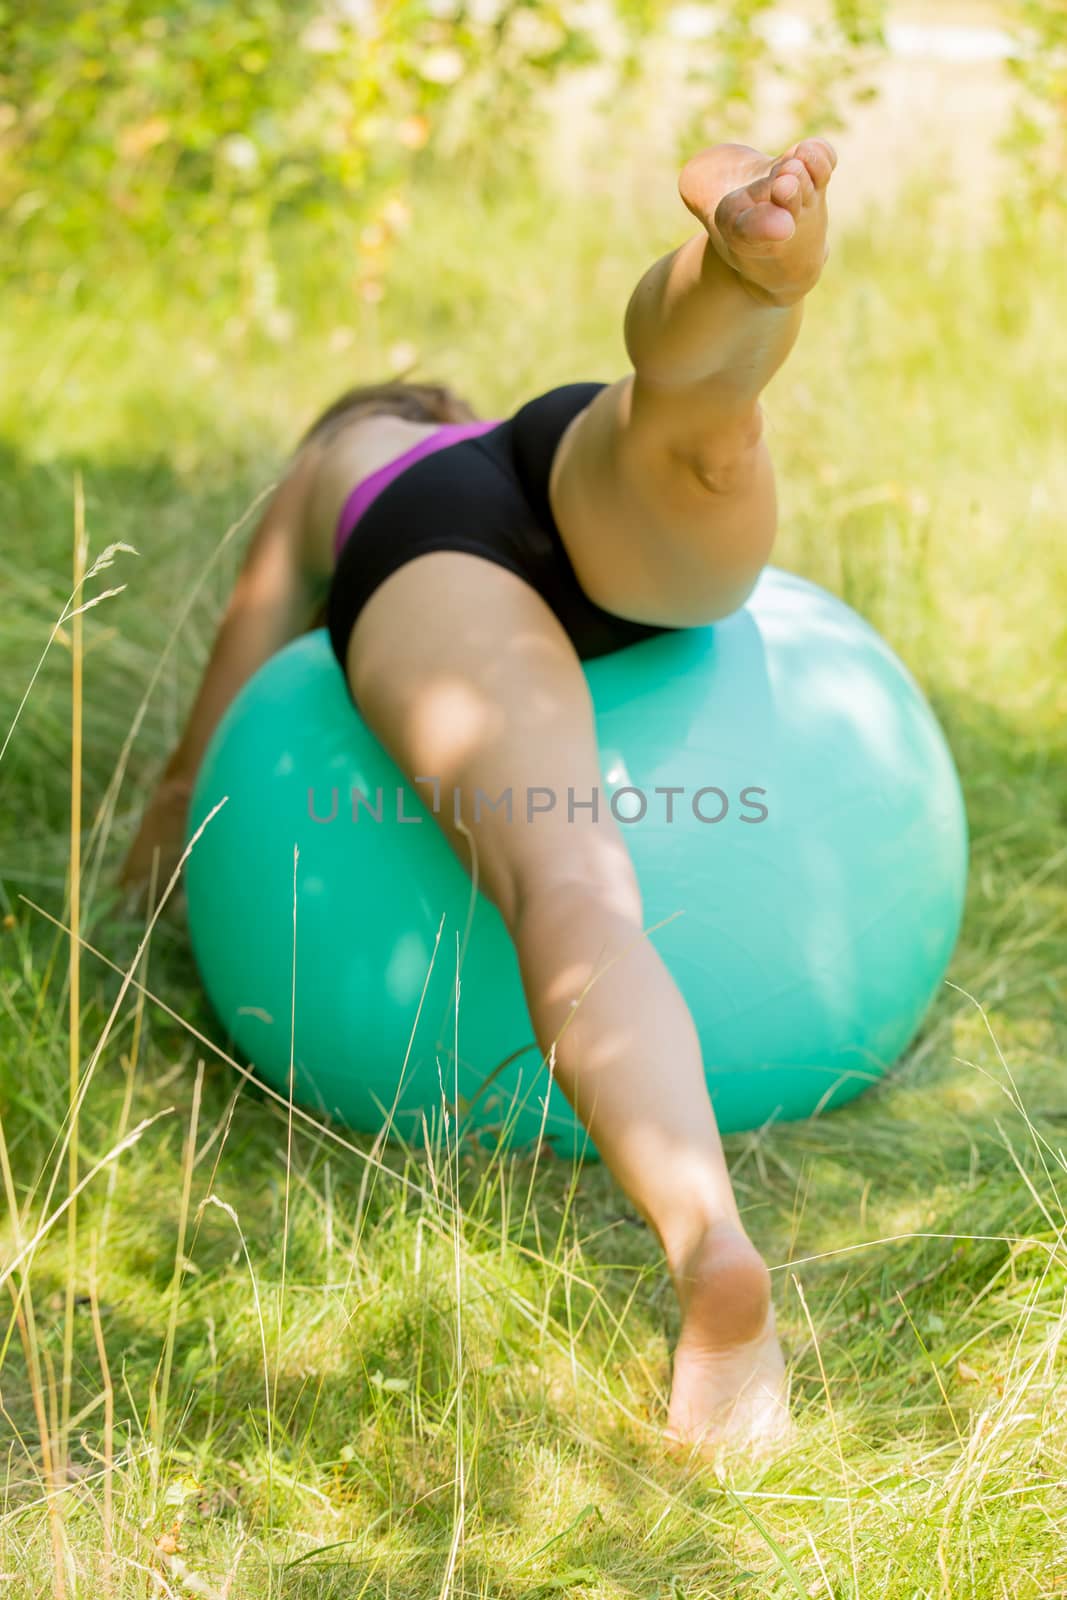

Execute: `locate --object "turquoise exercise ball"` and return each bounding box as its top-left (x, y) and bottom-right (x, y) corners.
top-left (185, 567), bottom-right (968, 1162)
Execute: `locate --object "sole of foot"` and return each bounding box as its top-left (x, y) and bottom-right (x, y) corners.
top-left (662, 1221), bottom-right (792, 1460)
top-left (679, 137), bottom-right (838, 306)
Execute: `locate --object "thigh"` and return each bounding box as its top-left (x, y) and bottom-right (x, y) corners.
top-left (344, 551), bottom-right (642, 930)
top-left (550, 373), bottom-right (778, 626)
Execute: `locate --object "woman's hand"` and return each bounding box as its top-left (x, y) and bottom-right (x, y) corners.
top-left (119, 771), bottom-right (195, 909)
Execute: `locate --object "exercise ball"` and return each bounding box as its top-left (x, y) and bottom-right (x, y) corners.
top-left (184, 567), bottom-right (968, 1161)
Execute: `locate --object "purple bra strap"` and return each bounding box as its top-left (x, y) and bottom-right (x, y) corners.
top-left (334, 419), bottom-right (500, 558)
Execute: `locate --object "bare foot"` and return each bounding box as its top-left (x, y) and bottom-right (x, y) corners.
top-left (663, 1221), bottom-right (791, 1458)
top-left (679, 137), bottom-right (837, 307)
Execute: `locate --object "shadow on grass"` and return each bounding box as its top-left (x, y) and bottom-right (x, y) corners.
top-left (0, 439), bottom-right (269, 889)
top-left (1, 437), bottom-right (1065, 1585)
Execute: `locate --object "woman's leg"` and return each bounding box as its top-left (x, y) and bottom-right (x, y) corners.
top-left (550, 139), bottom-right (836, 626)
top-left (346, 553), bottom-right (789, 1450)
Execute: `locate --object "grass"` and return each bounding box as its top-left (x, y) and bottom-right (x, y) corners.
top-left (1, 135), bottom-right (1066, 1595)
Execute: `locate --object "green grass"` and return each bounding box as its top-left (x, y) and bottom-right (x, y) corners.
top-left (1, 149), bottom-right (1066, 1597)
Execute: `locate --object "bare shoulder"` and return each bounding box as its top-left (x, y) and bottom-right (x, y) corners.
top-left (291, 437), bottom-right (345, 581)
top-left (300, 415), bottom-right (442, 580)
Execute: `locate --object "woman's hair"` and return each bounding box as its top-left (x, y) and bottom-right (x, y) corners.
top-left (297, 378), bottom-right (479, 450)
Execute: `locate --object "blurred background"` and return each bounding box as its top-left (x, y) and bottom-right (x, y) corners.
top-left (2, 0), bottom-right (1063, 443)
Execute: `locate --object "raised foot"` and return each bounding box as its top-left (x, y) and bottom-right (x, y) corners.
top-left (663, 1221), bottom-right (791, 1459)
top-left (679, 137), bottom-right (837, 307)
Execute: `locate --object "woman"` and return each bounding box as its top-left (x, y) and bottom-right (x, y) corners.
top-left (121, 138), bottom-right (837, 1453)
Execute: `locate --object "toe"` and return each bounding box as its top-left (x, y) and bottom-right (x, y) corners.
top-left (717, 183), bottom-right (797, 244)
top-left (772, 156), bottom-right (814, 204)
top-left (793, 137), bottom-right (837, 188)
top-left (769, 172), bottom-right (802, 215)
top-left (730, 170), bottom-right (793, 217)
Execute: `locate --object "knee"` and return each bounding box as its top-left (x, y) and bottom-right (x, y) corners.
top-left (685, 405), bottom-right (765, 496)
top-left (498, 840), bottom-right (644, 941)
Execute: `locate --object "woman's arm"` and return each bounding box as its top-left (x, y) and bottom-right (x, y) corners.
top-left (120, 449), bottom-right (328, 897)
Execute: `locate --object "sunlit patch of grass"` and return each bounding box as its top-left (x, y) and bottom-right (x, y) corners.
top-left (1, 130), bottom-right (1066, 1596)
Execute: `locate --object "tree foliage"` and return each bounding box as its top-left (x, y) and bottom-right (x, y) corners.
top-left (1, 0), bottom-right (605, 282)
top-left (3, 0), bottom-right (1060, 315)
top-left (1004, 0), bottom-right (1067, 212)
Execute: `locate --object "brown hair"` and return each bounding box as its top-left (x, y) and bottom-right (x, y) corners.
top-left (298, 378), bottom-right (479, 450)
